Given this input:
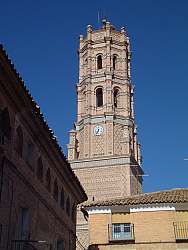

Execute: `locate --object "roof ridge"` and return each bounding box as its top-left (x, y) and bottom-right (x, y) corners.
top-left (83, 188), bottom-right (188, 207)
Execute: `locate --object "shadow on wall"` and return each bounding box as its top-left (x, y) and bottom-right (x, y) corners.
top-left (88, 245), bottom-right (99, 250)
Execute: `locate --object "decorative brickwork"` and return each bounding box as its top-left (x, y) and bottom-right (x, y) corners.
top-left (67, 21), bottom-right (144, 249)
top-left (114, 123), bottom-right (124, 155)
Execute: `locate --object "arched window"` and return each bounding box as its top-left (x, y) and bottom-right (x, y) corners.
top-left (25, 141), bottom-right (34, 168)
top-left (37, 157), bottom-right (43, 182)
top-left (97, 55), bottom-right (102, 70)
top-left (113, 55), bottom-right (117, 70)
top-left (114, 88), bottom-right (120, 108)
top-left (60, 187), bottom-right (65, 209)
top-left (0, 108), bottom-right (11, 139)
top-left (71, 203), bottom-right (76, 221)
top-left (46, 168), bottom-right (51, 192)
top-left (66, 196), bottom-right (70, 216)
top-left (96, 88), bottom-right (103, 107)
top-left (15, 126), bottom-right (23, 157)
top-left (53, 179), bottom-right (58, 202)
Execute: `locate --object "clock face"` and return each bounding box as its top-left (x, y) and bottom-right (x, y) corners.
top-left (93, 125), bottom-right (104, 136)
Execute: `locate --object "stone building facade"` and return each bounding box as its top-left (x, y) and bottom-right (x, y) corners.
top-left (0, 44), bottom-right (87, 250)
top-left (67, 21), bottom-right (143, 248)
top-left (83, 188), bottom-right (188, 250)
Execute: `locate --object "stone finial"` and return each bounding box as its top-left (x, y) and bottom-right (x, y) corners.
top-left (87, 25), bottom-right (93, 33)
top-left (121, 26), bottom-right (127, 36)
top-left (79, 35), bottom-right (84, 42)
top-left (121, 27), bottom-right (125, 33)
top-left (105, 21), bottom-right (111, 29)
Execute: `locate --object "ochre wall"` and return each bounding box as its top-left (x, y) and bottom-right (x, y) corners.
top-left (89, 213), bottom-right (111, 245)
top-left (88, 209), bottom-right (188, 250)
top-left (132, 210), bottom-right (175, 243)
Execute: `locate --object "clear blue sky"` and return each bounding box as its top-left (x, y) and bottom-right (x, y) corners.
top-left (1, 0), bottom-right (188, 192)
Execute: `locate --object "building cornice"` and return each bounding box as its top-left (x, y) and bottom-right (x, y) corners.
top-left (85, 202), bottom-right (188, 214)
top-left (76, 114), bottom-right (134, 131)
top-left (70, 154), bottom-right (141, 170)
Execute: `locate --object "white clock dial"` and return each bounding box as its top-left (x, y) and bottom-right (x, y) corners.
top-left (93, 125), bottom-right (104, 136)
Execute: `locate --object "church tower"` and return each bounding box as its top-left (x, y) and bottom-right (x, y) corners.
top-left (68, 20), bottom-right (143, 203)
top-left (68, 20), bottom-right (143, 248)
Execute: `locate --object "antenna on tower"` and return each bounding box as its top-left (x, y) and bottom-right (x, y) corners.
top-left (97, 10), bottom-right (109, 28)
top-left (97, 11), bottom-right (100, 28)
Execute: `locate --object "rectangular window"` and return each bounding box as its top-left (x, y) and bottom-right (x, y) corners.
top-left (0, 224), bottom-right (2, 245)
top-left (112, 223), bottom-right (133, 240)
top-left (57, 239), bottom-right (64, 250)
top-left (0, 64), bottom-right (3, 74)
top-left (20, 208), bottom-right (29, 240)
top-left (26, 142), bottom-right (34, 170)
top-left (0, 134), bottom-right (4, 145)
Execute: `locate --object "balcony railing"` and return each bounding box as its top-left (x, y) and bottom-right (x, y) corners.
top-left (174, 221), bottom-right (188, 241)
top-left (109, 223), bottom-right (135, 242)
top-left (11, 242), bottom-right (39, 250)
top-left (11, 241), bottom-right (51, 250)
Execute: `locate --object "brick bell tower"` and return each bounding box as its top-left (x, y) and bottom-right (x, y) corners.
top-left (67, 20), bottom-right (143, 247)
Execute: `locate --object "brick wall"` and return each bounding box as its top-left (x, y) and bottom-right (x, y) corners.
top-left (0, 46), bottom-right (87, 250)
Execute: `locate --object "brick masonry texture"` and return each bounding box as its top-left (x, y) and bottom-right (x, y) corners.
top-left (0, 44), bottom-right (87, 250)
top-left (67, 21), bottom-right (143, 249)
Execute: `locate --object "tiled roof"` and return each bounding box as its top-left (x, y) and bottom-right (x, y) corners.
top-left (83, 188), bottom-right (188, 208)
top-left (0, 44), bottom-right (87, 201)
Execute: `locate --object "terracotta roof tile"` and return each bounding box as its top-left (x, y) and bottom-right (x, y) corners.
top-left (83, 188), bottom-right (188, 207)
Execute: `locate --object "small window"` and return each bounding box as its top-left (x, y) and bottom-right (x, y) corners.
top-left (0, 224), bottom-right (2, 245)
top-left (112, 223), bottom-right (133, 240)
top-left (96, 88), bottom-right (103, 107)
top-left (20, 208), bottom-right (29, 240)
top-left (25, 142), bottom-right (34, 168)
top-left (71, 203), bottom-right (76, 222)
top-left (57, 239), bottom-right (64, 250)
top-left (15, 126), bottom-right (23, 157)
top-left (53, 179), bottom-right (59, 202)
top-left (0, 63), bottom-right (3, 74)
top-left (37, 157), bottom-right (43, 182)
top-left (113, 55), bottom-right (117, 70)
top-left (0, 108), bottom-right (11, 139)
top-left (114, 88), bottom-right (119, 108)
top-left (46, 168), bottom-right (51, 192)
top-left (97, 55), bottom-right (102, 70)
top-left (60, 188), bottom-right (65, 209)
top-left (66, 197), bottom-right (70, 216)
